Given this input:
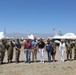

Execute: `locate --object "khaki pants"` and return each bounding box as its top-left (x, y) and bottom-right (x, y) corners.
top-left (32, 49), bottom-right (37, 61)
top-left (15, 50), bottom-right (20, 62)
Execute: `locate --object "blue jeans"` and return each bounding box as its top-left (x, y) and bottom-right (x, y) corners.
top-left (47, 51), bottom-right (51, 62)
top-left (25, 49), bottom-right (30, 62)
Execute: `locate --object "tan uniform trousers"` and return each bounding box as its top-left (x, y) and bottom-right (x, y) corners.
top-left (66, 49), bottom-right (72, 60)
top-left (32, 49), bottom-right (37, 61)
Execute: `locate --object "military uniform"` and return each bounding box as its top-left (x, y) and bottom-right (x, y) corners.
top-left (0, 42), bottom-right (6, 64)
top-left (66, 42), bottom-right (73, 60)
top-left (74, 41), bottom-right (76, 60)
top-left (7, 41), bottom-right (14, 63)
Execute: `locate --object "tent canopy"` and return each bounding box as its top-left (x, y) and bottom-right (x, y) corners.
top-left (28, 34), bottom-right (34, 40)
top-left (0, 32), bottom-right (5, 39)
top-left (52, 33), bottom-right (76, 39)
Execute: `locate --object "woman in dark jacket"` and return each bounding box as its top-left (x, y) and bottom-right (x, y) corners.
top-left (46, 39), bottom-right (52, 62)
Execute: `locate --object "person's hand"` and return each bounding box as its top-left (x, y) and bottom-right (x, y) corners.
top-left (3, 50), bottom-right (5, 52)
top-left (34, 48), bottom-right (37, 51)
top-left (38, 50), bottom-right (39, 53)
top-left (53, 50), bottom-right (55, 52)
top-left (18, 49), bottom-right (20, 51)
top-left (24, 50), bottom-right (26, 53)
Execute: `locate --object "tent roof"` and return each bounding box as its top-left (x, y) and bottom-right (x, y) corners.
top-left (63, 33), bottom-right (76, 37)
top-left (52, 33), bottom-right (76, 39)
top-left (28, 34), bottom-right (34, 40)
top-left (0, 32), bottom-right (5, 39)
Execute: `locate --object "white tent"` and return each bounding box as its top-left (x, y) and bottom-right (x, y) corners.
top-left (52, 33), bottom-right (76, 39)
top-left (52, 35), bottom-right (61, 39)
top-left (62, 33), bottom-right (76, 39)
top-left (0, 32), bottom-right (5, 39)
top-left (28, 34), bottom-right (34, 40)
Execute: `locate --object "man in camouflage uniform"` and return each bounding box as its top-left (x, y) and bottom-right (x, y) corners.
top-left (74, 40), bottom-right (76, 60)
top-left (0, 39), bottom-right (6, 64)
top-left (7, 40), bottom-right (14, 63)
top-left (66, 40), bottom-right (73, 61)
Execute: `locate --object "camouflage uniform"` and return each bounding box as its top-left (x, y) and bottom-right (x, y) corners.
top-left (74, 41), bottom-right (76, 60)
top-left (0, 41), bottom-right (6, 64)
top-left (7, 41), bottom-right (14, 63)
top-left (66, 42), bottom-right (73, 60)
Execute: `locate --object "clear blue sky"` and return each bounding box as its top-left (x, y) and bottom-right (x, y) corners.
top-left (0, 0), bottom-right (76, 34)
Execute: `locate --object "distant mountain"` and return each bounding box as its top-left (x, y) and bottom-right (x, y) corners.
top-left (6, 33), bottom-right (54, 39)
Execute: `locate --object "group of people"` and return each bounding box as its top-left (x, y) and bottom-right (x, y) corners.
top-left (0, 37), bottom-right (76, 65)
top-left (59, 39), bottom-right (76, 62)
top-left (24, 37), bottom-right (56, 63)
top-left (0, 39), bottom-right (21, 64)
top-left (24, 37), bottom-right (57, 63)
top-left (0, 37), bottom-right (56, 64)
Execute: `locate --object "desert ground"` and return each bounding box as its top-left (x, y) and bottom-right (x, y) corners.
top-left (0, 46), bottom-right (76, 75)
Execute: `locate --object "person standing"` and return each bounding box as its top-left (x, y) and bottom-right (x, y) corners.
top-left (66, 40), bottom-right (73, 61)
top-left (46, 39), bottom-right (52, 62)
top-left (32, 37), bottom-right (38, 62)
top-left (0, 39), bottom-right (6, 64)
top-left (24, 38), bottom-right (32, 63)
top-left (59, 40), bottom-right (66, 62)
top-left (38, 38), bottom-right (45, 63)
top-left (7, 40), bottom-right (14, 63)
top-left (15, 39), bottom-right (21, 63)
top-left (74, 40), bottom-right (76, 60)
top-left (51, 41), bottom-right (56, 62)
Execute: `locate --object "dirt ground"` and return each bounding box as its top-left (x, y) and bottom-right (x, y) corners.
top-left (0, 46), bottom-right (76, 75)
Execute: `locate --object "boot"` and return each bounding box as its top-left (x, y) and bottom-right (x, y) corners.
top-left (10, 60), bottom-right (12, 63)
top-left (8, 60), bottom-right (9, 63)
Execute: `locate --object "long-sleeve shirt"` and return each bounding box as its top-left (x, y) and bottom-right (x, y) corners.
top-left (59, 43), bottom-right (66, 51)
top-left (15, 42), bottom-right (21, 50)
top-left (0, 43), bottom-right (6, 52)
top-left (46, 43), bottom-right (52, 52)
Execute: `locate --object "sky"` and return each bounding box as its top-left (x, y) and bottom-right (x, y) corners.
top-left (0, 0), bottom-right (76, 34)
